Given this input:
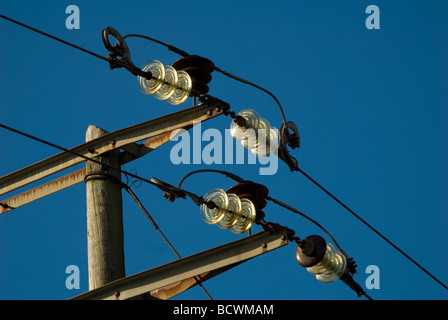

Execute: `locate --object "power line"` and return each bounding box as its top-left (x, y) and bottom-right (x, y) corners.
top-left (172, 170), bottom-right (374, 299)
top-left (173, 169), bottom-right (373, 300)
top-left (122, 183), bottom-right (213, 300)
top-left (176, 169), bottom-right (343, 250)
top-left (0, 122), bottom-right (165, 193)
top-left (265, 195), bottom-right (342, 251)
top-left (177, 169), bottom-right (245, 189)
top-left (0, 13), bottom-right (151, 80)
top-left (296, 166), bottom-right (448, 292)
top-left (0, 14), bottom-right (109, 63)
top-left (122, 32), bottom-right (290, 129)
top-left (123, 34), bottom-right (190, 57)
top-left (0, 12), bottom-right (291, 144)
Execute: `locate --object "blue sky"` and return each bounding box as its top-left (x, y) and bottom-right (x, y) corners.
top-left (0, 0), bottom-right (447, 300)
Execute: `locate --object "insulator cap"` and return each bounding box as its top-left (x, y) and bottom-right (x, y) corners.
top-left (226, 181), bottom-right (268, 222)
top-left (172, 55), bottom-right (215, 96)
top-left (295, 235), bottom-right (327, 268)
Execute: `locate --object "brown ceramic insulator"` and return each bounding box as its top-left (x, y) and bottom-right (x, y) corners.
top-left (295, 235), bottom-right (327, 268)
top-left (172, 55), bottom-right (215, 96)
top-left (226, 181), bottom-right (269, 221)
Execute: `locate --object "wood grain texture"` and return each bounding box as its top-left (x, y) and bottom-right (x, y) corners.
top-left (85, 125), bottom-right (125, 290)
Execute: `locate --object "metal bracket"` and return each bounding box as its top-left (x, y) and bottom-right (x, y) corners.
top-left (278, 121), bottom-right (301, 171)
top-left (102, 26), bottom-right (151, 79)
top-left (197, 94), bottom-right (231, 113)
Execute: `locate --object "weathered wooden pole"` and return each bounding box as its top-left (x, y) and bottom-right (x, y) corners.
top-left (85, 125), bottom-right (125, 290)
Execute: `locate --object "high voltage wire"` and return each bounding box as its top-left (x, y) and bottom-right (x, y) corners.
top-left (0, 123), bottom-right (160, 192)
top-left (295, 167), bottom-right (448, 292)
top-left (0, 13), bottom-right (290, 129)
top-left (175, 170), bottom-right (373, 300)
top-left (123, 33), bottom-right (290, 130)
top-left (122, 184), bottom-right (213, 300)
top-left (1, 13), bottom-right (447, 295)
top-left (0, 14), bottom-right (110, 63)
top-left (177, 169), bottom-right (343, 251)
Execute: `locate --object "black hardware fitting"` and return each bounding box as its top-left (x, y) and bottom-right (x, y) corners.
top-left (102, 26), bottom-right (152, 80)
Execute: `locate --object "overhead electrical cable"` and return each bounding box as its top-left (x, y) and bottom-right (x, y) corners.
top-left (295, 167), bottom-right (448, 291)
top-left (0, 14), bottom-right (110, 62)
top-left (123, 184), bottom-right (213, 300)
top-left (0, 122), bottom-right (168, 195)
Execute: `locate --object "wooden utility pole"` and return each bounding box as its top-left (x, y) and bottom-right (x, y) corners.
top-left (85, 125), bottom-right (125, 290)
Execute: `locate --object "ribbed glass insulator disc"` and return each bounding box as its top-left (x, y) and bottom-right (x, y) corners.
top-left (307, 243), bottom-right (347, 283)
top-left (168, 70), bottom-right (192, 105)
top-left (154, 65), bottom-right (178, 100)
top-left (200, 189), bottom-right (228, 224)
top-left (230, 109), bottom-right (260, 141)
top-left (251, 127), bottom-right (279, 157)
top-left (138, 60), bottom-right (165, 95)
top-left (241, 117), bottom-right (270, 149)
top-left (231, 198), bottom-right (256, 234)
top-left (217, 193), bottom-right (242, 229)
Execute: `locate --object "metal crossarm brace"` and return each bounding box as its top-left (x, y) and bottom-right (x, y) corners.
top-left (71, 226), bottom-right (289, 300)
top-left (1, 102), bottom-right (223, 214)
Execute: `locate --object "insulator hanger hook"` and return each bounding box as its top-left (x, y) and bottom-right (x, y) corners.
top-left (102, 26), bottom-right (151, 79)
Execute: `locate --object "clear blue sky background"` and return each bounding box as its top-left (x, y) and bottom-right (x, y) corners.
top-left (1, 0), bottom-right (447, 300)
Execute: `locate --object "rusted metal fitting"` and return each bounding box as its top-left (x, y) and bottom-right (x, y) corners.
top-left (233, 115), bottom-right (247, 127)
top-left (102, 26), bottom-right (153, 80)
top-left (206, 200), bottom-right (217, 210)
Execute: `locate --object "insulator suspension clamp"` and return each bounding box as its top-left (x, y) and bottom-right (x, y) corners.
top-left (277, 121), bottom-right (301, 171)
top-left (102, 26), bottom-right (152, 79)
